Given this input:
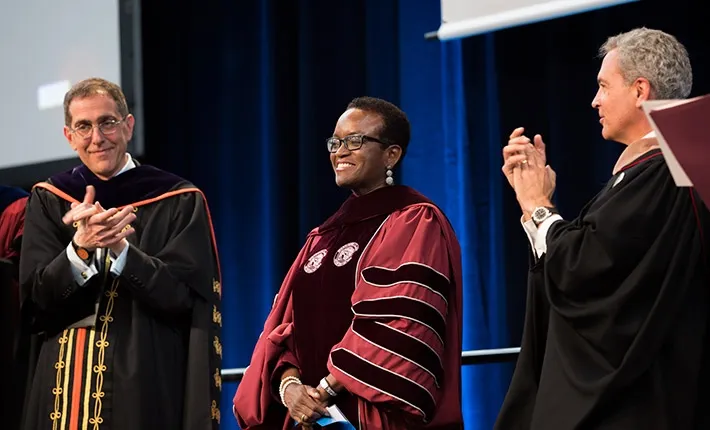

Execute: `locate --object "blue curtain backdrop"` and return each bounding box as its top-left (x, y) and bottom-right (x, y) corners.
top-left (138, 0), bottom-right (709, 428)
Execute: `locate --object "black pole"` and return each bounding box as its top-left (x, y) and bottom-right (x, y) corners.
top-left (424, 30), bottom-right (439, 40)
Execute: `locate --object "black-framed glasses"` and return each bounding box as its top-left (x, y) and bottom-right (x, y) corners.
top-left (326, 134), bottom-right (388, 153)
top-left (70, 118), bottom-right (124, 139)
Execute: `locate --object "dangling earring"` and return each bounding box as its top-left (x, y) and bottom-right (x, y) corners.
top-left (385, 166), bottom-right (394, 186)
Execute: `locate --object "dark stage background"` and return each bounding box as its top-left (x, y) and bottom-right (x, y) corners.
top-left (136, 1), bottom-right (708, 428)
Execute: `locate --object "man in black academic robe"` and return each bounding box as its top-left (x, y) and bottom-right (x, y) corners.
top-left (495, 28), bottom-right (710, 429)
top-left (19, 78), bottom-right (222, 430)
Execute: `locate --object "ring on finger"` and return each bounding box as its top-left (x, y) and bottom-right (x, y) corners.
top-left (301, 413), bottom-right (308, 423)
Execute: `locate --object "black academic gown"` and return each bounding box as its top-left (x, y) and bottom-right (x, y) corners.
top-left (19, 162), bottom-right (222, 430)
top-left (495, 149), bottom-right (710, 429)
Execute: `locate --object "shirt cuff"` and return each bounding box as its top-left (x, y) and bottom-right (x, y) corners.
top-left (520, 214), bottom-right (563, 258)
top-left (521, 215), bottom-right (538, 252)
top-left (533, 214), bottom-right (563, 257)
top-left (66, 242), bottom-right (98, 285)
top-left (109, 244), bottom-right (130, 276)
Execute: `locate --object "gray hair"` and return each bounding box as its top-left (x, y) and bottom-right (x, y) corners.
top-left (599, 27), bottom-right (692, 99)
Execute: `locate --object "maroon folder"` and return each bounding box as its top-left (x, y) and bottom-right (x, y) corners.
top-left (645, 94), bottom-right (710, 207)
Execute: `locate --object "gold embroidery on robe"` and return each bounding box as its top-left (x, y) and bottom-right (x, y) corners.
top-left (90, 278), bottom-right (119, 429)
top-left (50, 331), bottom-right (70, 429)
top-left (213, 336), bottom-right (222, 358)
top-left (212, 305), bottom-right (222, 326)
top-left (211, 400), bottom-right (221, 423)
top-left (214, 368), bottom-right (222, 391)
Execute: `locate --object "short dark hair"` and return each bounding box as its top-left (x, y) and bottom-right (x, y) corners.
top-left (347, 96), bottom-right (411, 158)
top-left (63, 77), bottom-right (129, 126)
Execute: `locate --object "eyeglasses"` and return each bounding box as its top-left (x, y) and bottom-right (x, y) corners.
top-left (326, 134), bottom-right (388, 153)
top-left (70, 118), bottom-right (124, 139)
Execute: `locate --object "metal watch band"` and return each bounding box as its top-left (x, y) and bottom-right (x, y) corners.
top-left (319, 377), bottom-right (337, 397)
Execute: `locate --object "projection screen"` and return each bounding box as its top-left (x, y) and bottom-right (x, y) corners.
top-left (433, 0), bottom-right (638, 40)
top-left (0, 0), bottom-right (143, 188)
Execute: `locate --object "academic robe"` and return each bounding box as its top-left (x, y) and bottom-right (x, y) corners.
top-left (495, 149), bottom-right (710, 429)
top-left (0, 186), bottom-right (29, 340)
top-left (233, 185), bottom-right (464, 430)
top-left (19, 162), bottom-right (223, 430)
top-left (0, 185), bottom-right (28, 263)
top-left (0, 186), bottom-right (29, 430)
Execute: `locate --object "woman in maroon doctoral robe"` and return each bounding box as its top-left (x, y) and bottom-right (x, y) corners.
top-left (233, 97), bottom-right (464, 430)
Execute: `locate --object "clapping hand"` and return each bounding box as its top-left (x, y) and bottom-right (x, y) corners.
top-left (62, 185), bottom-right (137, 254)
top-left (501, 127), bottom-right (556, 217)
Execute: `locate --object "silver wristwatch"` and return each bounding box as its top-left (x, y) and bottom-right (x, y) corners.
top-left (531, 206), bottom-right (556, 226)
top-left (319, 377), bottom-right (337, 397)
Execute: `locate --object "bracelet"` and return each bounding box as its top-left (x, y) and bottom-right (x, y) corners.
top-left (279, 376), bottom-right (302, 406)
top-left (319, 377), bottom-right (337, 397)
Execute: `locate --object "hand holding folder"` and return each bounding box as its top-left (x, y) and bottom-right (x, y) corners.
top-left (295, 404), bottom-right (355, 429)
top-left (642, 94), bottom-right (710, 206)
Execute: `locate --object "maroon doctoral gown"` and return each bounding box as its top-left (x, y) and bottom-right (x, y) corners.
top-left (233, 185), bottom-right (464, 430)
top-left (0, 187), bottom-right (29, 345)
top-left (0, 186), bottom-right (29, 430)
top-left (0, 186), bottom-right (29, 322)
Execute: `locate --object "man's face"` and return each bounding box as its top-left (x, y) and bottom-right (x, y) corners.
top-left (63, 94), bottom-right (134, 180)
top-left (591, 49), bottom-right (645, 144)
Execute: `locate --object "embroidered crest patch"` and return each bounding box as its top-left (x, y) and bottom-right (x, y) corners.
top-left (333, 242), bottom-right (360, 267)
top-left (304, 249), bottom-right (328, 273)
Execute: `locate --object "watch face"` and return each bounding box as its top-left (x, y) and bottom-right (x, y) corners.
top-left (76, 248), bottom-right (90, 260)
top-left (533, 207), bottom-right (549, 222)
